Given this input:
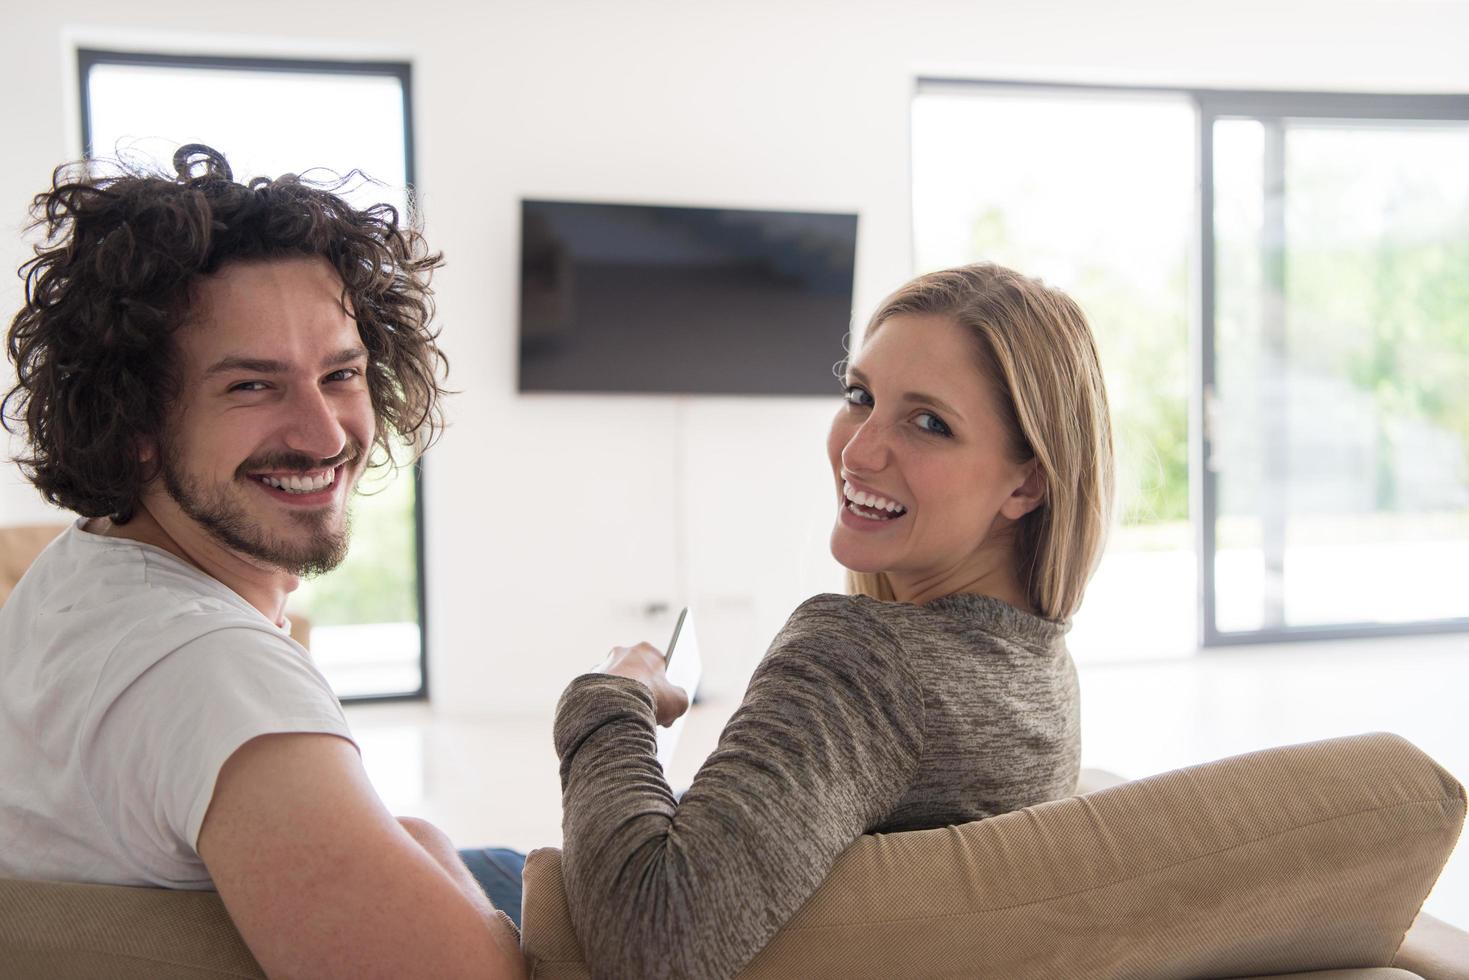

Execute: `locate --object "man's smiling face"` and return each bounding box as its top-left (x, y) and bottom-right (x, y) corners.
top-left (153, 255), bottom-right (376, 576)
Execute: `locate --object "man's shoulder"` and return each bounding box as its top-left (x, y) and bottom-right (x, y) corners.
top-left (17, 522), bottom-right (259, 623)
top-left (3, 522), bottom-right (290, 693)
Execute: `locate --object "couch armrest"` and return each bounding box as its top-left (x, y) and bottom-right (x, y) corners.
top-left (1233, 971), bottom-right (1424, 979)
top-left (1076, 767), bottom-right (1127, 794)
top-left (1394, 912), bottom-right (1469, 980)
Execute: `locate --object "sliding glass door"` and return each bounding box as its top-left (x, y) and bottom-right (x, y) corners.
top-left (915, 81), bottom-right (1469, 649)
top-left (1201, 93), bottom-right (1469, 642)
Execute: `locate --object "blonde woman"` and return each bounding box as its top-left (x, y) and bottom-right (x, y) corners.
top-left (554, 263), bottom-right (1116, 980)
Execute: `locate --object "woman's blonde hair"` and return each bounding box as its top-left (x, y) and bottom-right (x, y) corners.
top-left (846, 263), bottom-right (1115, 621)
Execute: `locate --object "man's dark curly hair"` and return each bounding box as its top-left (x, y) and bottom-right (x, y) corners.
top-left (3, 143), bottom-right (447, 522)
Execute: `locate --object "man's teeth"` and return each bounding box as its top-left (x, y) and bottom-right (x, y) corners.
top-left (259, 471), bottom-right (335, 494)
top-left (842, 482), bottom-right (907, 515)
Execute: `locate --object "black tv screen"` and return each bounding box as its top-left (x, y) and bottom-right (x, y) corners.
top-left (518, 199), bottom-right (858, 395)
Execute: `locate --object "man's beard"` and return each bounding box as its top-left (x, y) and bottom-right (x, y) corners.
top-left (161, 442), bottom-right (360, 577)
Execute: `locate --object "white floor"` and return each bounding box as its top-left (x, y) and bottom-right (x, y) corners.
top-left (345, 629), bottom-right (1469, 928)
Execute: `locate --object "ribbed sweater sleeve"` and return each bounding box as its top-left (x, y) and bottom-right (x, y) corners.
top-left (553, 594), bottom-right (926, 980)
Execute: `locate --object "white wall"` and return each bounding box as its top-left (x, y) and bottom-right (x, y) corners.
top-left (3, 0), bottom-right (1469, 714)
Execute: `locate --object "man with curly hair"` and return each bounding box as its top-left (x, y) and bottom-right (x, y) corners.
top-left (0, 145), bottom-right (526, 979)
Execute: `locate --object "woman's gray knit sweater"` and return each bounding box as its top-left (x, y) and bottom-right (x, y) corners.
top-left (553, 591), bottom-right (1080, 980)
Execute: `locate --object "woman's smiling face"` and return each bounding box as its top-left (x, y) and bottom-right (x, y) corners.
top-left (826, 313), bottom-right (1045, 607)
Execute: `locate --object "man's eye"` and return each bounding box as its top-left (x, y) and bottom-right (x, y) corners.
top-left (325, 368), bottom-right (361, 383)
top-left (843, 385), bottom-right (873, 408)
top-left (916, 412), bottom-right (952, 437)
top-left (229, 381), bottom-right (268, 393)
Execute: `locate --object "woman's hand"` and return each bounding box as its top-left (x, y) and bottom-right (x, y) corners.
top-left (599, 643), bottom-right (691, 727)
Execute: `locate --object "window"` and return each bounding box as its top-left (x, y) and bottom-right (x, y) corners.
top-left (80, 50), bottom-right (426, 699)
top-left (1205, 100), bottom-right (1469, 640)
top-left (913, 80), bottom-right (1469, 654)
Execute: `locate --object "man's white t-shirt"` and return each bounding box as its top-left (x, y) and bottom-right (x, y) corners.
top-left (0, 520), bottom-right (355, 889)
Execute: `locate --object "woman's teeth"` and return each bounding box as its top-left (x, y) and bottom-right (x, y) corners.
top-left (259, 471), bottom-right (335, 494)
top-left (843, 482), bottom-right (907, 519)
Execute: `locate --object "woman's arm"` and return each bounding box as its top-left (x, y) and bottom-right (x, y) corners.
top-left (554, 595), bottom-right (926, 980)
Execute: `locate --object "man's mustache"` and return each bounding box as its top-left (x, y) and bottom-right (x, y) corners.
top-left (236, 443), bottom-right (363, 476)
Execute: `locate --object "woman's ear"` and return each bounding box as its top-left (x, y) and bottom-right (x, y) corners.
top-left (1000, 460), bottom-right (1046, 521)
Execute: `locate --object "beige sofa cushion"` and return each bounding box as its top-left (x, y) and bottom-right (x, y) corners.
top-left (0, 878), bottom-right (264, 979)
top-left (523, 732), bottom-right (1465, 979)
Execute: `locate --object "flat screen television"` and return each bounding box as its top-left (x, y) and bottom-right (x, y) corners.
top-left (519, 199), bottom-right (858, 395)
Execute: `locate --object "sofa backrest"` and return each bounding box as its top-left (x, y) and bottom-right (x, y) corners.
top-left (0, 878), bottom-right (265, 979)
top-left (0, 732), bottom-right (1460, 979)
top-left (522, 732), bottom-right (1466, 979)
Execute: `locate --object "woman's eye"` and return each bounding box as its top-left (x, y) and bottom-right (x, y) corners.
top-left (916, 412), bottom-right (952, 437)
top-left (843, 385), bottom-right (873, 408)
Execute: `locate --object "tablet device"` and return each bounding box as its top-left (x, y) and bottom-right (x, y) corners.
top-left (656, 607), bottom-right (702, 773)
